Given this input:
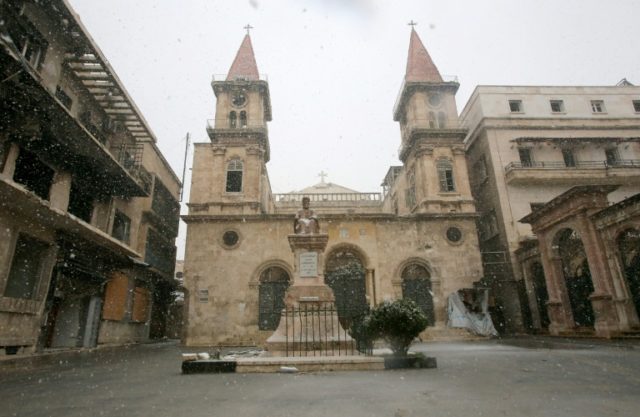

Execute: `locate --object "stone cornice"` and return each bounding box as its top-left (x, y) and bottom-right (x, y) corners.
top-left (181, 211), bottom-right (479, 223)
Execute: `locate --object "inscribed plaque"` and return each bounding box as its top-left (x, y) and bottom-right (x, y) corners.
top-left (299, 252), bottom-right (318, 277)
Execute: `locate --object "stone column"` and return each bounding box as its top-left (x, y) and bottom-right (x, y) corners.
top-left (576, 214), bottom-right (620, 337)
top-left (49, 171), bottom-right (72, 212)
top-left (537, 230), bottom-right (572, 335)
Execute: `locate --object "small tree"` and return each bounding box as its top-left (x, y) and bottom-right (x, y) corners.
top-left (368, 299), bottom-right (429, 356)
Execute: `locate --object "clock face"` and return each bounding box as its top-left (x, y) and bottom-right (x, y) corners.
top-left (231, 92), bottom-right (247, 107)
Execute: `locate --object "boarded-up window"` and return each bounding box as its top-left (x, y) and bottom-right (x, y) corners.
top-left (102, 273), bottom-right (128, 320)
top-left (131, 287), bottom-right (150, 323)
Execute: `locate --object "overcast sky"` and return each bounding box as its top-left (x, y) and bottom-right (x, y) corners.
top-left (67, 0), bottom-right (640, 256)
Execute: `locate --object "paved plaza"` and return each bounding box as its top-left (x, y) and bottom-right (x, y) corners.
top-left (1, 339), bottom-right (639, 417)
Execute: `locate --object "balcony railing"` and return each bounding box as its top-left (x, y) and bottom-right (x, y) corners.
top-left (274, 193), bottom-right (382, 203)
top-left (505, 159), bottom-right (640, 172)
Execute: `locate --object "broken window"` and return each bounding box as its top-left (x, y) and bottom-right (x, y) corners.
top-left (550, 100), bottom-right (565, 113)
top-left (13, 147), bottom-right (54, 200)
top-left (55, 85), bottom-right (73, 110)
top-left (605, 148), bottom-right (619, 165)
top-left (562, 149), bottom-right (576, 167)
top-left (437, 160), bottom-right (455, 192)
top-left (4, 234), bottom-right (49, 299)
top-left (518, 147), bottom-right (533, 167)
top-left (509, 99), bottom-right (523, 113)
top-left (111, 210), bottom-right (131, 243)
top-left (68, 180), bottom-right (94, 223)
top-left (591, 100), bottom-right (606, 113)
top-left (225, 159), bottom-right (243, 192)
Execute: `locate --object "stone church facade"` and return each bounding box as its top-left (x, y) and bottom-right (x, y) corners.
top-left (182, 30), bottom-right (484, 346)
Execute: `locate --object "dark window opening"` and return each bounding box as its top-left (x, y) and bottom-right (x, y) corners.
top-left (437, 111), bottom-right (446, 128)
top-left (509, 100), bottom-right (522, 113)
top-left (0, 140), bottom-right (11, 173)
top-left (518, 148), bottom-right (533, 167)
top-left (437, 161), bottom-right (455, 192)
top-left (605, 148), bottom-right (619, 165)
top-left (401, 264), bottom-right (435, 325)
top-left (144, 228), bottom-right (176, 275)
top-left (633, 100), bottom-right (640, 113)
top-left (229, 111), bottom-right (237, 128)
top-left (68, 181), bottom-right (94, 223)
top-left (225, 159), bottom-right (243, 192)
top-left (4, 234), bottom-right (49, 299)
top-left (562, 149), bottom-right (576, 167)
top-left (112, 210), bottom-right (131, 244)
top-left (550, 100), bottom-right (565, 113)
top-left (151, 179), bottom-right (180, 235)
top-left (222, 230), bottom-right (239, 247)
top-left (55, 86), bottom-right (73, 110)
top-left (13, 148), bottom-right (54, 200)
top-left (240, 111), bottom-right (247, 127)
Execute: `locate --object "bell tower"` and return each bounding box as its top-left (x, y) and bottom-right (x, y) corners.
top-left (189, 32), bottom-right (273, 215)
top-left (392, 27), bottom-right (474, 214)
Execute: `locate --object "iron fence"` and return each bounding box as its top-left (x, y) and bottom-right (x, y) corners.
top-left (280, 303), bottom-right (371, 357)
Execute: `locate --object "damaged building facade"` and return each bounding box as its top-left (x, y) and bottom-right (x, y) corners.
top-left (461, 84), bottom-right (640, 336)
top-left (0, 0), bottom-right (181, 354)
top-left (183, 30), bottom-right (486, 346)
top-left (184, 26), bottom-right (640, 345)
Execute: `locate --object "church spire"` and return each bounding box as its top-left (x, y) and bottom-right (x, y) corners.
top-left (226, 33), bottom-right (259, 81)
top-left (404, 28), bottom-right (443, 83)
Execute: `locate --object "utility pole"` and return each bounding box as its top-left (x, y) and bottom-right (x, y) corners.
top-left (179, 132), bottom-right (190, 202)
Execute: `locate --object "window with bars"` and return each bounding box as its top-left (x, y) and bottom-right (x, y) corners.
top-left (437, 160), bottom-right (455, 192)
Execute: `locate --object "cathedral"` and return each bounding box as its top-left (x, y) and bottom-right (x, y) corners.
top-left (182, 29), bottom-right (484, 346)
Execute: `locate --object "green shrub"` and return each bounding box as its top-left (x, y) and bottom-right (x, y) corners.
top-left (348, 312), bottom-right (374, 353)
top-left (367, 299), bottom-right (429, 356)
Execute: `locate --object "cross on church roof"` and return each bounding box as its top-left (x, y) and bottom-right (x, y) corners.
top-left (318, 171), bottom-right (328, 183)
top-left (408, 20), bottom-right (418, 28)
top-left (244, 24), bottom-right (254, 35)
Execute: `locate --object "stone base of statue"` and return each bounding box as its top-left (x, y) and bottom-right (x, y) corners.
top-left (265, 234), bottom-right (354, 355)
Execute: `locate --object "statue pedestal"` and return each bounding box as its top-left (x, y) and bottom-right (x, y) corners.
top-left (265, 234), bottom-right (354, 355)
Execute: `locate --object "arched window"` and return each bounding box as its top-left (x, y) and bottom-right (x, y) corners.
top-left (437, 112), bottom-right (446, 128)
top-left (437, 160), bottom-right (455, 192)
top-left (401, 263), bottom-right (435, 325)
top-left (258, 266), bottom-right (290, 330)
top-left (325, 248), bottom-right (368, 325)
top-left (229, 111), bottom-right (237, 128)
top-left (225, 159), bottom-right (243, 192)
top-left (428, 111), bottom-right (436, 128)
top-left (240, 111), bottom-right (247, 128)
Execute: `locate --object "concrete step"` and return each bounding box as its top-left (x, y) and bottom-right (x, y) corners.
top-left (235, 355), bottom-right (384, 373)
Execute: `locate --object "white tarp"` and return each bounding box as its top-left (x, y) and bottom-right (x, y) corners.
top-left (447, 290), bottom-right (498, 337)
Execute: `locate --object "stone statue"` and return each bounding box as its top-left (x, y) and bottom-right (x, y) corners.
top-left (294, 197), bottom-right (319, 234)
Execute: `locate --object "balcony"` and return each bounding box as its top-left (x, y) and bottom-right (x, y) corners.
top-left (504, 160), bottom-right (640, 185)
top-left (274, 192), bottom-right (382, 210)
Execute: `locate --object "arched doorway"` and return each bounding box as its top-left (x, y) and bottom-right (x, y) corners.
top-left (530, 261), bottom-right (550, 328)
top-left (555, 228), bottom-right (595, 328)
top-left (400, 263), bottom-right (435, 325)
top-left (258, 266), bottom-right (290, 330)
top-left (617, 228), bottom-right (640, 318)
top-left (325, 248), bottom-right (368, 324)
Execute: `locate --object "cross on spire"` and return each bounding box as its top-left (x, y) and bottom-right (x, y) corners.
top-left (318, 171), bottom-right (328, 183)
top-left (408, 20), bottom-right (418, 28)
top-left (244, 24), bottom-right (254, 35)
